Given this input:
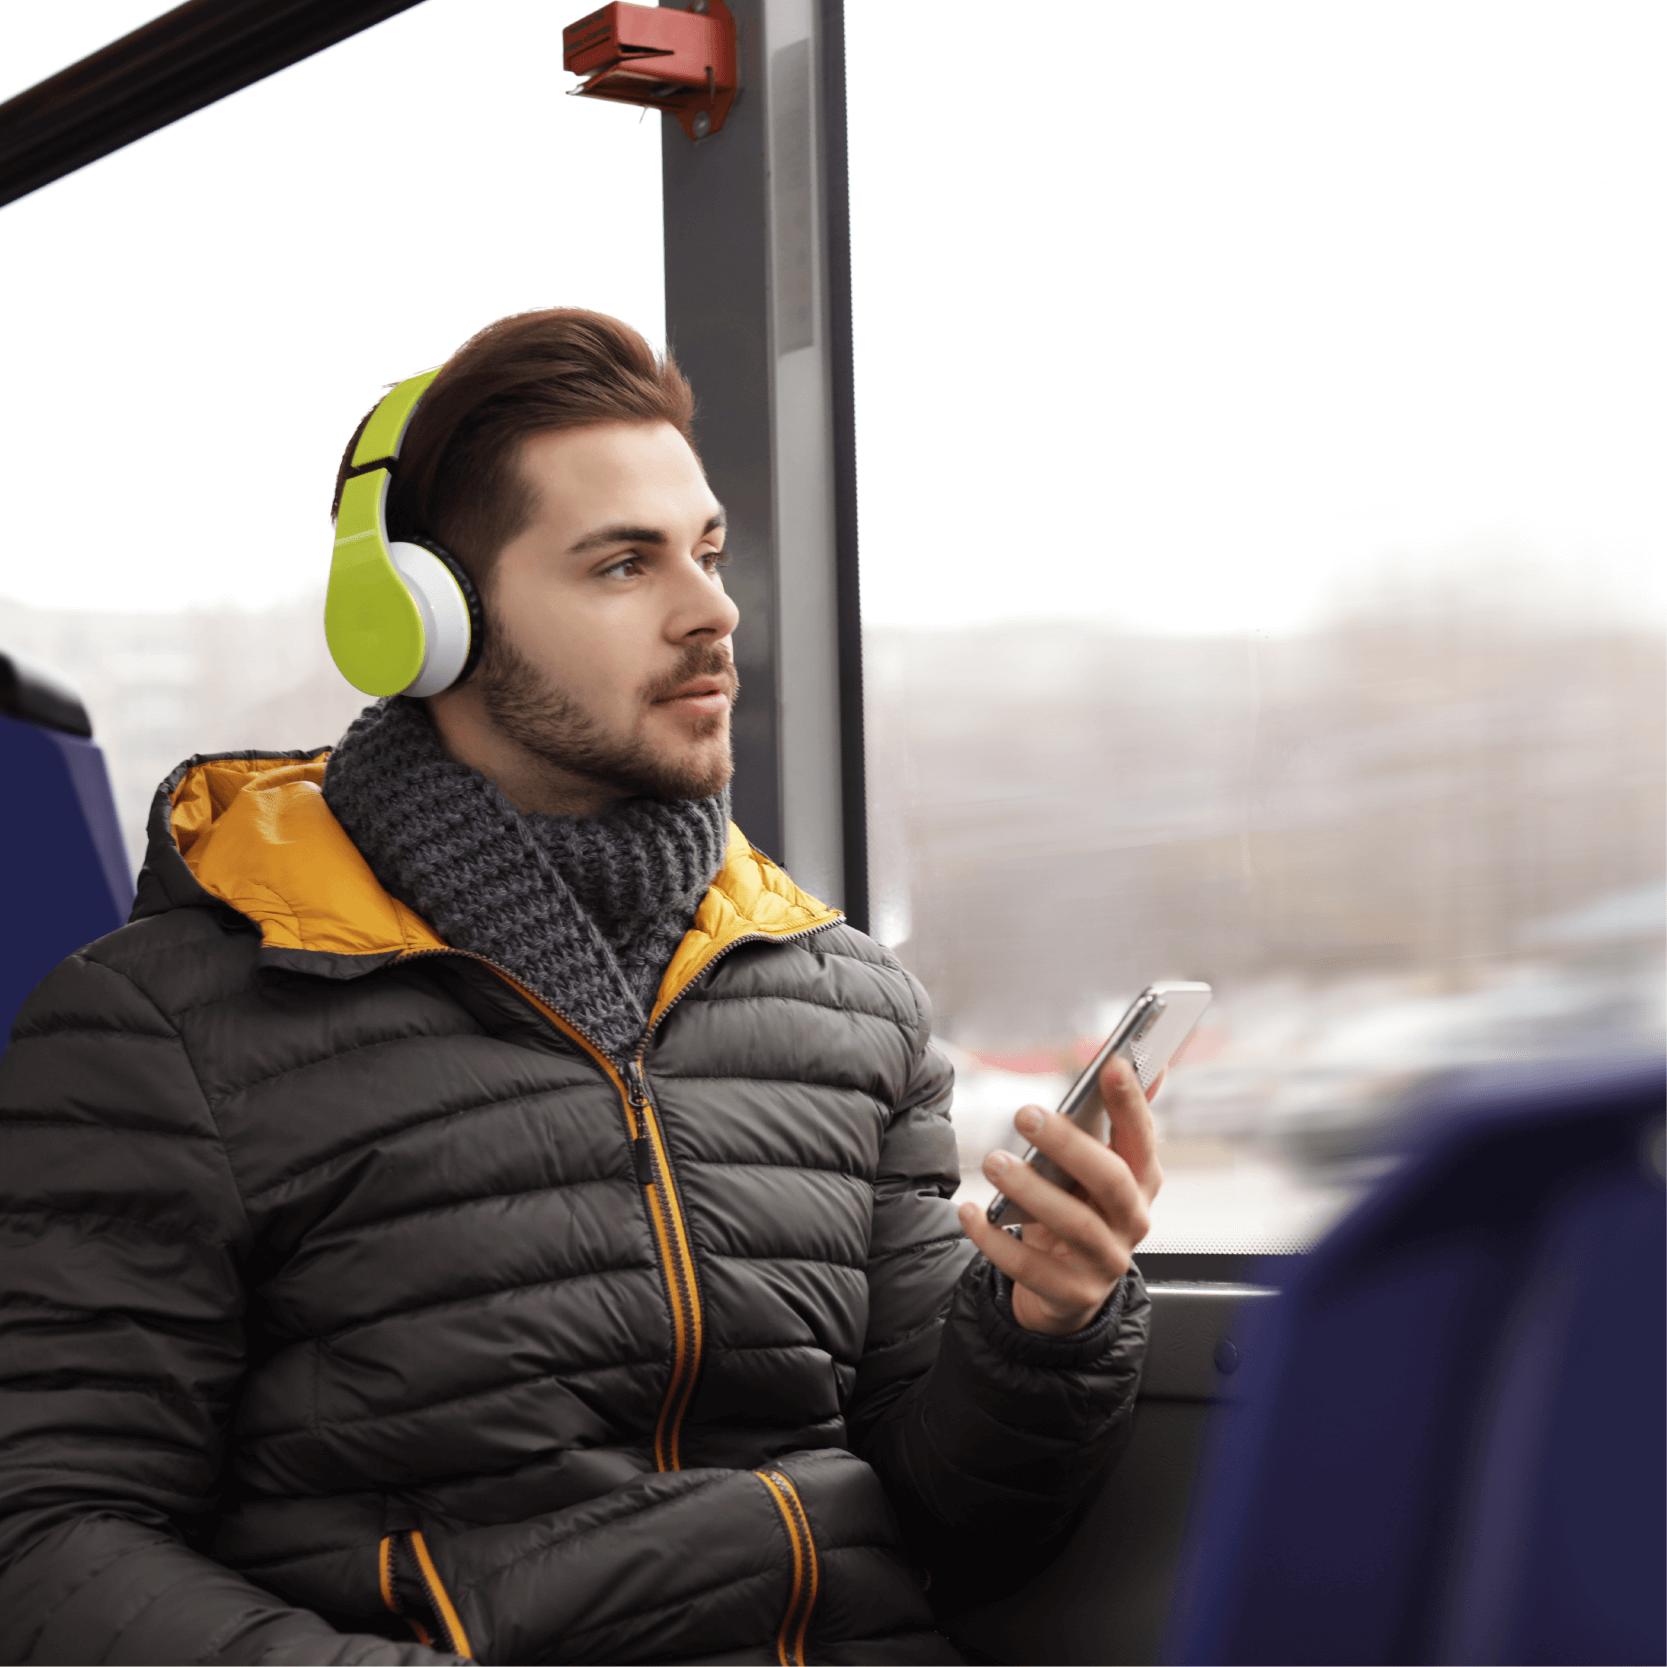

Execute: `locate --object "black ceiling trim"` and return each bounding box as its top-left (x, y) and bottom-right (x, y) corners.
top-left (0, 0), bottom-right (430, 211)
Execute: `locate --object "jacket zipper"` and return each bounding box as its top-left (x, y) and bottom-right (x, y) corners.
top-left (623, 1052), bottom-right (702, 1470)
top-left (621, 919), bottom-right (839, 1469)
top-left (756, 1469), bottom-right (820, 1666)
top-left (379, 1528), bottom-right (475, 1660)
top-left (398, 918), bottom-right (839, 1473)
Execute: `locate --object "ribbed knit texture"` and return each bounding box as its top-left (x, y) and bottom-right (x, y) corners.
top-left (322, 696), bottom-right (730, 1060)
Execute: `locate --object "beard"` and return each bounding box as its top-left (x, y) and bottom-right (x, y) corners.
top-left (475, 631), bottom-right (737, 803)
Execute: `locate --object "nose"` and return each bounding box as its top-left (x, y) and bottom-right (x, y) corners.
top-left (669, 550), bottom-right (740, 644)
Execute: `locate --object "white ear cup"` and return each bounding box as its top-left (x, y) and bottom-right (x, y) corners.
top-left (388, 542), bottom-right (474, 697)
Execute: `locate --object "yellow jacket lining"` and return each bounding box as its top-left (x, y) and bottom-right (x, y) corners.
top-left (173, 756), bottom-right (840, 1018)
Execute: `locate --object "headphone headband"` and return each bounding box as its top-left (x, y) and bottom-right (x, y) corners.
top-left (350, 367), bottom-right (439, 470)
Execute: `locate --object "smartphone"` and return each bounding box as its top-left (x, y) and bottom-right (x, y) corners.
top-left (984, 981), bottom-right (1212, 1227)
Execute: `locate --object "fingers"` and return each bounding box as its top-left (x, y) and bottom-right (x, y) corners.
top-left (961, 1087), bottom-right (1161, 1336)
top-left (988, 1139), bottom-right (1124, 1253)
top-left (956, 1196), bottom-right (1120, 1333)
top-left (1006, 1099), bottom-right (1154, 1247)
top-left (1099, 1055), bottom-right (1164, 1200)
top-left (958, 1197), bottom-right (1033, 1281)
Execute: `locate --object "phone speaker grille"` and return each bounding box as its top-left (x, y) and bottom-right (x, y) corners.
top-left (1127, 1034), bottom-right (1158, 1088)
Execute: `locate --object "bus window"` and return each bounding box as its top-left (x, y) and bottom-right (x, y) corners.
top-left (0, 1), bottom-right (664, 871)
top-left (848, 1), bottom-right (1666, 1253)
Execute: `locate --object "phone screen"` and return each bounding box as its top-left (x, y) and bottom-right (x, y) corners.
top-left (984, 981), bottom-right (1212, 1228)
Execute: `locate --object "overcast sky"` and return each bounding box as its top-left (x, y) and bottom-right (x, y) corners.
top-left (2, 1), bottom-right (1662, 635)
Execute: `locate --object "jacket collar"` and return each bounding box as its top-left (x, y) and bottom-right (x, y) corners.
top-left (144, 753), bottom-right (841, 1015)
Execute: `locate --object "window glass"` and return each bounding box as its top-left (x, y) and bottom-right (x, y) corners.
top-left (848, 2), bottom-right (1667, 1250)
top-left (5, 4), bottom-right (1661, 1257)
top-left (0, 2), bottom-right (663, 866)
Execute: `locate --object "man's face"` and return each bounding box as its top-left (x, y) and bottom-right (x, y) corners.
top-left (462, 420), bottom-right (740, 804)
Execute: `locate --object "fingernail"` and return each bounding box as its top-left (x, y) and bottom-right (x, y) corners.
top-left (1016, 1107), bottom-right (1043, 1136)
top-left (986, 1149), bottom-right (1011, 1175)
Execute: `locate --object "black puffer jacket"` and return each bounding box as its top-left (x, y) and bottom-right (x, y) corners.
top-left (0, 752), bottom-right (1149, 1665)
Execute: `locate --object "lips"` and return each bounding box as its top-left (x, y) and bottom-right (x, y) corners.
top-left (645, 646), bottom-right (740, 709)
top-left (655, 675), bottom-right (735, 705)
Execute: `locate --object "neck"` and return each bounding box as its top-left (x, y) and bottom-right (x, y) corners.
top-left (322, 695), bottom-right (733, 1059)
top-left (425, 688), bottom-right (626, 818)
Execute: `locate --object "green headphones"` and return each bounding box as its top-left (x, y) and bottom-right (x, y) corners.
top-left (325, 369), bottom-right (483, 697)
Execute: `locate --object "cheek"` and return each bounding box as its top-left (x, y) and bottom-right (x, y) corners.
top-left (499, 592), bottom-right (647, 715)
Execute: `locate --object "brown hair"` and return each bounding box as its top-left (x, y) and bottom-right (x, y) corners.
top-left (332, 308), bottom-right (696, 588)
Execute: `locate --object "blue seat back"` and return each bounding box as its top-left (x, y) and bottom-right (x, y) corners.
top-left (0, 662), bottom-right (133, 1047)
top-left (1169, 1056), bottom-right (1666, 1667)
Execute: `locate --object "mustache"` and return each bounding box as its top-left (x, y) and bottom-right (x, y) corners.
top-left (642, 642), bottom-right (740, 706)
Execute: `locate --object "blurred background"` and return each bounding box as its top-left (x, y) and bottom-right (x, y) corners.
top-left (3, 0), bottom-right (1662, 1251)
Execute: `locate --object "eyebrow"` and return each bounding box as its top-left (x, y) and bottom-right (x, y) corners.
top-left (568, 510), bottom-right (726, 556)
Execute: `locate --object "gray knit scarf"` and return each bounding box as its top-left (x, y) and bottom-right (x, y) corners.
top-left (322, 696), bottom-right (730, 1061)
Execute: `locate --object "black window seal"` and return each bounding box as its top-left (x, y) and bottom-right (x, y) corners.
top-left (0, 0), bottom-right (429, 212)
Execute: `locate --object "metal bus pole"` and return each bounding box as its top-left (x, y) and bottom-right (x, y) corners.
top-left (658, 0), bottom-right (867, 928)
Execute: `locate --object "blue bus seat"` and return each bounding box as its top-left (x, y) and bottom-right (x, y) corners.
top-left (0, 650), bottom-right (133, 1048)
top-left (1168, 1056), bottom-right (1667, 1667)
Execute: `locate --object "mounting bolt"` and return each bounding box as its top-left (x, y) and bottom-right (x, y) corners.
top-left (693, 110), bottom-right (711, 137)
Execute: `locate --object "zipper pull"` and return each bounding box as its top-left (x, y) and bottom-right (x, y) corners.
top-left (633, 1135), bottom-right (657, 1187)
top-left (626, 1058), bottom-right (649, 1108)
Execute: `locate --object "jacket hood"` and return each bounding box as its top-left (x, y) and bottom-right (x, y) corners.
top-left (134, 751), bottom-right (841, 1012)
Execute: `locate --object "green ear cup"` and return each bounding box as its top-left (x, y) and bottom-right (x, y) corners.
top-left (326, 468), bottom-right (427, 695)
top-left (326, 367), bottom-right (445, 696)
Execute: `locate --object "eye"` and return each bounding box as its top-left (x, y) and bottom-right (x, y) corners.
top-left (601, 553), bottom-right (647, 579)
top-left (700, 548), bottom-right (730, 575)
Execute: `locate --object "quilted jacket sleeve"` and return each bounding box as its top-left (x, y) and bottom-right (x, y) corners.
top-left (846, 973), bottom-right (1151, 1608)
top-left (0, 949), bottom-right (455, 1667)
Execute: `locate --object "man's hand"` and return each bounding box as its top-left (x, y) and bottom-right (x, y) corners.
top-left (957, 1056), bottom-right (1165, 1335)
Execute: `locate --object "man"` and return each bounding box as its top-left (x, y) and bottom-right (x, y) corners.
top-left (0, 310), bottom-right (1159, 1664)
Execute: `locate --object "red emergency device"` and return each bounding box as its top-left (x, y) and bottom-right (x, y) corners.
top-left (563, 2), bottom-right (738, 140)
